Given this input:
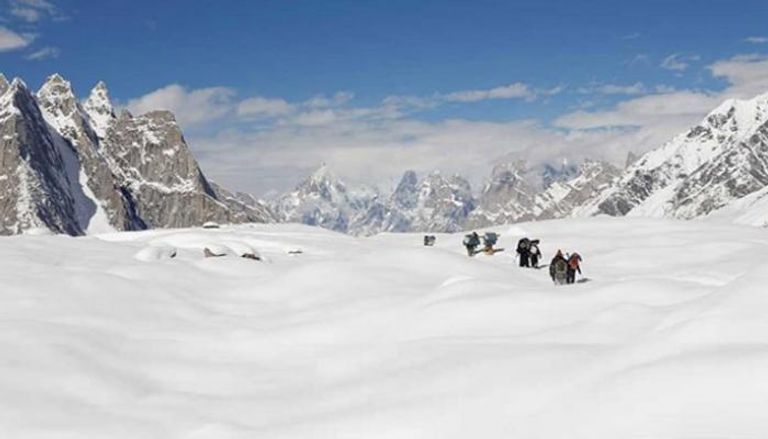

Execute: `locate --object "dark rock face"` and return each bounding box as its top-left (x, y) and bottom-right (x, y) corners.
top-left (36, 74), bottom-right (144, 232)
top-left (0, 79), bottom-right (81, 235)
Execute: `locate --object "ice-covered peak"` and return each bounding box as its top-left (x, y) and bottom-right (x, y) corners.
top-left (83, 81), bottom-right (116, 138)
top-left (701, 91), bottom-right (768, 134)
top-left (35, 74), bottom-right (84, 137)
top-left (9, 77), bottom-right (29, 93)
top-left (1, 78), bottom-right (33, 109)
top-left (306, 163), bottom-right (340, 186)
top-left (85, 81), bottom-right (113, 112)
top-left (38, 73), bottom-right (75, 100)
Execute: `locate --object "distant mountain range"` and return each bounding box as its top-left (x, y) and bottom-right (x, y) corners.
top-left (4, 73), bottom-right (768, 236)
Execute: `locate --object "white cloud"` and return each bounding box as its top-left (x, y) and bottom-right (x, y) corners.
top-left (305, 91), bottom-right (354, 108)
top-left (555, 54), bottom-right (768, 132)
top-left (0, 26), bottom-right (33, 51)
top-left (126, 84), bottom-right (236, 128)
top-left (660, 53), bottom-right (701, 72)
top-left (444, 82), bottom-right (534, 102)
top-left (292, 109), bottom-right (338, 127)
top-left (237, 96), bottom-right (294, 118)
top-left (380, 82), bottom-right (542, 114)
top-left (579, 82), bottom-right (647, 96)
top-left (626, 54), bottom-right (650, 67)
top-left (9, 0), bottom-right (60, 22)
top-left (708, 54), bottom-right (768, 98)
top-left (745, 36), bottom-right (768, 44)
top-left (25, 45), bottom-right (59, 60)
top-left (133, 56), bottom-right (768, 195)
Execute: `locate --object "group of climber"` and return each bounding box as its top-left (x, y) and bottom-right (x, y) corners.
top-left (548, 250), bottom-right (582, 285)
top-left (463, 231), bottom-right (584, 286)
top-left (462, 231), bottom-right (503, 256)
top-left (515, 237), bottom-right (542, 268)
top-left (518, 237), bottom-right (583, 285)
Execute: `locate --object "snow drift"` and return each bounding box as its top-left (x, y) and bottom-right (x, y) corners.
top-left (0, 219), bottom-right (767, 438)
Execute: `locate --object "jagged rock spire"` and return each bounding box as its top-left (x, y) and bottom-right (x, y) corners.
top-left (36, 73), bottom-right (79, 127)
top-left (83, 80), bottom-right (116, 138)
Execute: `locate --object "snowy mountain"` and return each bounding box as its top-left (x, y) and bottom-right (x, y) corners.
top-left (0, 73), bottom-right (272, 236)
top-left (536, 160), bottom-right (622, 219)
top-left (584, 91), bottom-right (768, 221)
top-left (466, 161), bottom-right (538, 228)
top-left (278, 161), bottom-right (621, 235)
top-left (273, 164), bottom-right (377, 233)
top-left (36, 74), bottom-right (143, 233)
top-left (274, 167), bottom-right (476, 235)
top-left (378, 170), bottom-right (475, 233)
top-left (0, 77), bottom-right (84, 235)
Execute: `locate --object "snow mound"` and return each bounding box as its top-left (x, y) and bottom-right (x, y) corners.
top-left (134, 244), bottom-right (177, 261)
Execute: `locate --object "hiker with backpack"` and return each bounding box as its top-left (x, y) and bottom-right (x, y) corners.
top-left (516, 238), bottom-right (531, 267)
top-left (482, 232), bottom-right (500, 255)
top-left (566, 252), bottom-right (582, 284)
top-left (463, 232), bottom-right (481, 256)
top-left (529, 239), bottom-right (542, 268)
top-left (549, 250), bottom-right (568, 285)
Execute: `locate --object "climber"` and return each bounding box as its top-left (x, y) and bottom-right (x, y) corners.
top-left (566, 252), bottom-right (583, 284)
top-left (463, 232), bottom-right (481, 256)
top-left (517, 238), bottom-right (531, 267)
top-left (529, 239), bottom-right (542, 268)
top-left (549, 250), bottom-right (568, 285)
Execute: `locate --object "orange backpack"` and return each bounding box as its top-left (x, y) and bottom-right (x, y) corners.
top-left (568, 254), bottom-right (581, 269)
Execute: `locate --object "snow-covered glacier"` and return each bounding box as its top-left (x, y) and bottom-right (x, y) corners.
top-left (1, 217), bottom-right (767, 438)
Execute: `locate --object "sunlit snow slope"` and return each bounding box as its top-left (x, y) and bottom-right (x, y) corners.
top-left (1, 219), bottom-right (767, 438)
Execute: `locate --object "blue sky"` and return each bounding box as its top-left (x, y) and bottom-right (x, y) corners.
top-left (3, 0), bottom-right (768, 194)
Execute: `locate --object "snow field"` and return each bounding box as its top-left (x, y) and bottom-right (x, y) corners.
top-left (0, 218), bottom-right (767, 438)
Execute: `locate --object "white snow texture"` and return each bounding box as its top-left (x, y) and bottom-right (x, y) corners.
top-left (0, 218), bottom-right (767, 438)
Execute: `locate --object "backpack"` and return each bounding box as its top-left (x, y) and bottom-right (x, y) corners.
top-left (483, 232), bottom-right (498, 246)
top-left (568, 253), bottom-right (581, 269)
top-left (463, 234), bottom-right (478, 246)
top-left (554, 258), bottom-right (568, 274)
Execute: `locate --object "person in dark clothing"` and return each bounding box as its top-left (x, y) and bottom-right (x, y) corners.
top-left (549, 250), bottom-right (568, 285)
top-left (517, 238), bottom-right (531, 267)
top-left (566, 253), bottom-right (582, 284)
top-left (463, 232), bottom-right (481, 256)
top-left (529, 239), bottom-right (542, 268)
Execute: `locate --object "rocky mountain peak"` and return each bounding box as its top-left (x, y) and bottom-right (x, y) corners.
top-left (38, 73), bottom-right (76, 101)
top-left (8, 77), bottom-right (29, 94)
top-left (83, 80), bottom-right (116, 138)
top-left (391, 170), bottom-right (420, 210)
top-left (1, 72), bottom-right (272, 236)
top-left (300, 164), bottom-right (347, 201)
top-left (36, 74), bottom-right (80, 132)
